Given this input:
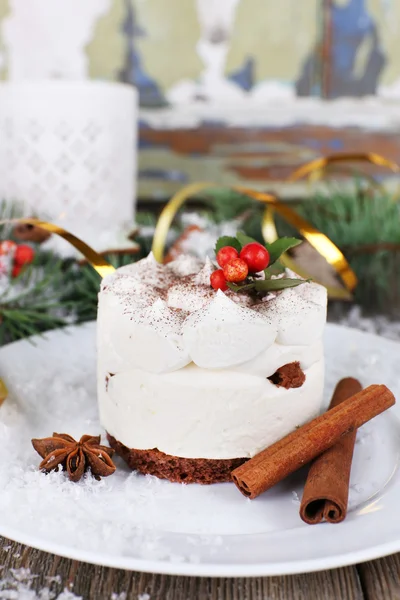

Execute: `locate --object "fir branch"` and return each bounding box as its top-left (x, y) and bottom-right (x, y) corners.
top-left (0, 254), bottom-right (73, 344)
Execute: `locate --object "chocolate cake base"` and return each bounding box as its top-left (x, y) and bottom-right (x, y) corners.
top-left (107, 434), bottom-right (247, 484)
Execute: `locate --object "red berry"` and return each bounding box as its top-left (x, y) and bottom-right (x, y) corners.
top-left (216, 246), bottom-right (239, 268)
top-left (12, 264), bottom-right (22, 278)
top-left (14, 245), bottom-right (35, 266)
top-left (223, 258), bottom-right (248, 283)
top-left (240, 242), bottom-right (270, 273)
top-left (210, 269), bottom-right (228, 291)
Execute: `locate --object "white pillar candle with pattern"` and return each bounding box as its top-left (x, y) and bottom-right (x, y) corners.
top-left (0, 81), bottom-right (137, 256)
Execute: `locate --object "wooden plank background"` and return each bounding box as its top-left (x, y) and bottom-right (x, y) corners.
top-left (1, 536), bottom-right (399, 599)
top-left (138, 123), bottom-right (400, 199)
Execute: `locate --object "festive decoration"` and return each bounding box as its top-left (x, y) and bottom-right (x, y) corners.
top-left (288, 152), bottom-right (400, 183)
top-left (0, 218), bottom-right (115, 278)
top-left (14, 244), bottom-right (35, 267)
top-left (0, 152), bottom-right (399, 347)
top-left (0, 216), bottom-right (117, 344)
top-left (240, 243), bottom-right (270, 273)
top-left (151, 183), bottom-right (356, 300)
top-left (13, 222), bottom-right (51, 244)
top-left (223, 258), bottom-right (248, 283)
top-left (151, 153), bottom-right (400, 300)
top-left (0, 239), bottom-right (35, 283)
top-left (212, 233), bottom-right (305, 295)
top-left (0, 216), bottom-right (147, 345)
top-left (216, 246), bottom-right (239, 268)
top-left (31, 433), bottom-right (116, 483)
top-left (0, 378), bottom-right (7, 407)
top-left (210, 269), bottom-right (227, 291)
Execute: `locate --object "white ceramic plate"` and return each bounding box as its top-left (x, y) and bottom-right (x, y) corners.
top-left (0, 322), bottom-right (399, 577)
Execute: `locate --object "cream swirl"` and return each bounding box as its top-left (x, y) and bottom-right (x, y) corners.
top-left (98, 253), bottom-right (327, 373)
top-left (182, 290), bottom-right (277, 368)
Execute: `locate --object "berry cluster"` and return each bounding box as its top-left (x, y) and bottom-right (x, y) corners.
top-left (210, 242), bottom-right (270, 291)
top-left (0, 240), bottom-right (35, 278)
top-left (209, 233), bottom-right (306, 295)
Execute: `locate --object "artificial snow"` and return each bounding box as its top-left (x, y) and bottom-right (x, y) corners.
top-left (0, 568), bottom-right (81, 600)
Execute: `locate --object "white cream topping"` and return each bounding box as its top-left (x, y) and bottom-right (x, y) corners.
top-left (193, 256), bottom-right (214, 285)
top-left (99, 359), bottom-right (325, 459)
top-left (98, 253), bottom-right (327, 373)
top-left (167, 254), bottom-right (202, 277)
top-left (117, 252), bottom-right (173, 289)
top-left (182, 290), bottom-right (277, 368)
top-left (97, 294), bottom-right (190, 374)
top-left (254, 284), bottom-right (327, 346)
top-left (233, 340), bottom-right (323, 378)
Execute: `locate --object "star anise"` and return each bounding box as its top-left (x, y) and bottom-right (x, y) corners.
top-left (31, 433), bottom-right (116, 482)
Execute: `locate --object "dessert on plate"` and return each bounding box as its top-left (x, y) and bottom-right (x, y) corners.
top-left (97, 235), bottom-right (327, 483)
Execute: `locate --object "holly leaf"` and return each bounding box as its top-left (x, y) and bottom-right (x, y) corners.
top-left (254, 278), bottom-right (309, 292)
top-left (264, 261), bottom-right (285, 278)
top-left (266, 238), bottom-right (302, 265)
top-left (214, 236), bottom-right (241, 254)
top-left (236, 232), bottom-right (258, 247)
top-left (226, 281), bottom-right (256, 293)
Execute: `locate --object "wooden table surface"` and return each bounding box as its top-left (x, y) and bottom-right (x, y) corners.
top-left (1, 537), bottom-right (399, 600)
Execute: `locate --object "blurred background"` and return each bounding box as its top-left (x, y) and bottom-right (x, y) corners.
top-left (0, 0), bottom-right (400, 344)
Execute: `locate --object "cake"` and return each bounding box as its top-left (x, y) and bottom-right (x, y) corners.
top-left (97, 249), bottom-right (327, 484)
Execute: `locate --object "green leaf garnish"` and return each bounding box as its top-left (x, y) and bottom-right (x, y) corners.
top-left (266, 237), bottom-right (302, 265)
top-left (254, 278), bottom-right (309, 292)
top-left (236, 232), bottom-right (258, 247)
top-left (214, 236), bottom-right (242, 254)
top-left (227, 276), bottom-right (309, 294)
top-left (226, 281), bottom-right (256, 293)
top-left (264, 261), bottom-right (285, 278)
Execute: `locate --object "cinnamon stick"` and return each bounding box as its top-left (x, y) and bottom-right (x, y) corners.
top-left (299, 378), bottom-right (361, 524)
top-left (232, 384), bottom-right (395, 499)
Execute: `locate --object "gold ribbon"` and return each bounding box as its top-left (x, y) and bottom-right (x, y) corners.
top-left (0, 218), bottom-right (116, 278)
top-left (1, 152), bottom-right (398, 294)
top-left (151, 152), bottom-right (400, 299)
top-left (151, 184), bottom-right (356, 299)
top-left (289, 152), bottom-right (400, 182)
top-left (0, 377), bottom-right (7, 408)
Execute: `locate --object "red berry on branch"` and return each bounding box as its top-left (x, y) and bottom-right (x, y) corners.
top-left (14, 244), bottom-right (35, 266)
top-left (12, 264), bottom-right (22, 278)
top-left (216, 246), bottom-right (239, 268)
top-left (240, 242), bottom-right (269, 273)
top-left (223, 258), bottom-right (248, 282)
top-left (210, 269), bottom-right (228, 291)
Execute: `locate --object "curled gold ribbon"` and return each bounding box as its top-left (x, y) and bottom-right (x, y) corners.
top-left (289, 152), bottom-right (400, 182)
top-left (152, 184), bottom-right (356, 299)
top-left (0, 377), bottom-right (7, 408)
top-left (151, 152), bottom-right (400, 299)
top-left (0, 218), bottom-right (115, 278)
